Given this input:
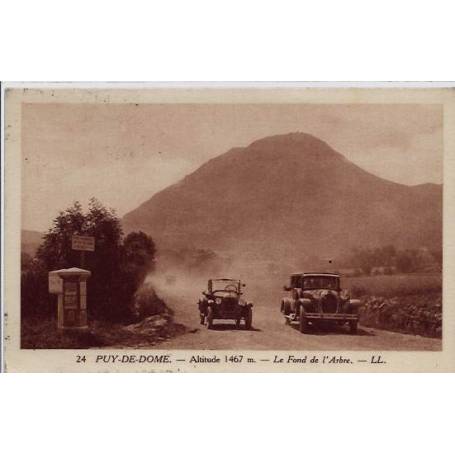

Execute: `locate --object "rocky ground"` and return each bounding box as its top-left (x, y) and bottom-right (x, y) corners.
top-left (21, 311), bottom-right (186, 349)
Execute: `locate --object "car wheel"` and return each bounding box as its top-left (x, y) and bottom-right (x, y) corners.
top-left (206, 307), bottom-right (214, 329)
top-left (235, 318), bottom-right (241, 329)
top-left (282, 300), bottom-right (291, 316)
top-left (299, 307), bottom-right (310, 334)
top-left (200, 313), bottom-right (205, 325)
top-left (244, 308), bottom-right (253, 330)
top-left (349, 320), bottom-right (358, 334)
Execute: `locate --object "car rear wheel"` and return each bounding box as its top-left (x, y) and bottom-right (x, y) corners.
top-left (206, 307), bottom-right (214, 329)
top-left (299, 307), bottom-right (310, 334)
top-left (244, 308), bottom-right (253, 330)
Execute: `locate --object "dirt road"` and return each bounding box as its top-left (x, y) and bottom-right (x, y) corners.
top-left (157, 285), bottom-right (441, 351)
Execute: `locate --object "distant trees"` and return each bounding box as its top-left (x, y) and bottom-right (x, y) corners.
top-left (121, 231), bottom-right (157, 309)
top-left (344, 245), bottom-right (440, 276)
top-left (22, 199), bottom-right (157, 322)
top-left (123, 231), bottom-right (157, 283)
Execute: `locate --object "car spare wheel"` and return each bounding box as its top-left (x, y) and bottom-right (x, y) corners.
top-left (206, 307), bottom-right (214, 329)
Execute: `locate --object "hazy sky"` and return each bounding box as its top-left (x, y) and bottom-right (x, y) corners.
top-left (22, 103), bottom-right (442, 231)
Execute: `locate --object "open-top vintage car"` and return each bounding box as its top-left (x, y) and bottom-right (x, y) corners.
top-left (198, 278), bottom-right (253, 329)
top-left (280, 272), bottom-right (361, 334)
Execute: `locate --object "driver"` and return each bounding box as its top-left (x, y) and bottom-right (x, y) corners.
top-left (224, 283), bottom-right (239, 292)
top-left (305, 278), bottom-right (316, 289)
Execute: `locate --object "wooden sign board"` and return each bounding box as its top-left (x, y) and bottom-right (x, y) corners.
top-left (72, 235), bottom-right (95, 252)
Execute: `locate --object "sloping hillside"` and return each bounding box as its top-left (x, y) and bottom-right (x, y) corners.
top-left (123, 133), bottom-right (442, 261)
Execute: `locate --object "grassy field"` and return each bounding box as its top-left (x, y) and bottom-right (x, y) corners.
top-left (340, 273), bottom-right (442, 338)
top-left (342, 273), bottom-right (442, 298)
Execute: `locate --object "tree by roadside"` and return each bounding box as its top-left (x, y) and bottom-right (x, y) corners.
top-left (22, 199), bottom-right (157, 323)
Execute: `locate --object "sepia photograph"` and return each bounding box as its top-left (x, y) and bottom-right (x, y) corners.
top-left (2, 5), bottom-right (455, 455)
top-left (3, 85), bottom-right (454, 372)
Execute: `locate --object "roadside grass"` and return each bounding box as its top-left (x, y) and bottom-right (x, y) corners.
top-left (340, 273), bottom-right (442, 339)
top-left (358, 291), bottom-right (442, 338)
top-left (21, 314), bottom-right (186, 349)
top-left (342, 273), bottom-right (442, 298)
top-left (21, 281), bottom-right (186, 349)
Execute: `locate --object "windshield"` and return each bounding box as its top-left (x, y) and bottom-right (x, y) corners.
top-left (302, 276), bottom-right (338, 290)
top-left (210, 279), bottom-right (240, 293)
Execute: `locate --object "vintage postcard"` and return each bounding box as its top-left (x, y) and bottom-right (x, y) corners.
top-left (2, 83), bottom-right (454, 372)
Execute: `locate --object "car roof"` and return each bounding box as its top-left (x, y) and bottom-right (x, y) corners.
top-left (291, 272), bottom-right (340, 277)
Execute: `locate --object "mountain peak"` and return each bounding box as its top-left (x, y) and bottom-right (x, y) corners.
top-left (251, 131), bottom-right (324, 145)
top-left (246, 132), bottom-right (344, 162)
top-left (123, 132), bottom-right (442, 260)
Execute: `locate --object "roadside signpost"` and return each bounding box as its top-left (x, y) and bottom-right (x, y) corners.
top-left (46, 235), bottom-right (96, 330)
top-left (48, 267), bottom-right (91, 330)
top-left (71, 234), bottom-right (95, 267)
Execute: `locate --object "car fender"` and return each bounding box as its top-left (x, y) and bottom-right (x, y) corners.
top-left (349, 298), bottom-right (362, 307)
top-left (298, 297), bottom-right (312, 309)
top-left (281, 297), bottom-right (293, 314)
top-left (345, 298), bottom-right (362, 314)
top-left (198, 298), bottom-right (209, 312)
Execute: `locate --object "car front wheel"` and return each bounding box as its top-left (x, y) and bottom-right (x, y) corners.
top-left (206, 307), bottom-right (214, 329)
top-left (299, 307), bottom-right (310, 334)
top-left (244, 308), bottom-right (253, 330)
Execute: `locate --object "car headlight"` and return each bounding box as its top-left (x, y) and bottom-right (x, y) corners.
top-left (215, 297), bottom-right (222, 305)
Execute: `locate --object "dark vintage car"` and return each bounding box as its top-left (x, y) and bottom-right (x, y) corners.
top-left (198, 278), bottom-right (253, 329)
top-left (280, 272), bottom-right (361, 333)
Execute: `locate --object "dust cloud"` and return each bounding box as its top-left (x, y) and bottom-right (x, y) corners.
top-left (143, 257), bottom-right (290, 320)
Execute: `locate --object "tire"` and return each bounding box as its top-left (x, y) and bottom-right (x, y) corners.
top-left (235, 318), bottom-right (241, 329)
top-left (299, 306), bottom-right (310, 334)
top-left (200, 313), bottom-right (205, 325)
top-left (349, 320), bottom-right (358, 334)
top-left (206, 307), bottom-right (214, 329)
top-left (244, 307), bottom-right (253, 330)
top-left (282, 300), bottom-right (291, 316)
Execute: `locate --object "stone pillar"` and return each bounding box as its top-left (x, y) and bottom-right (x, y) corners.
top-left (49, 268), bottom-right (91, 330)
